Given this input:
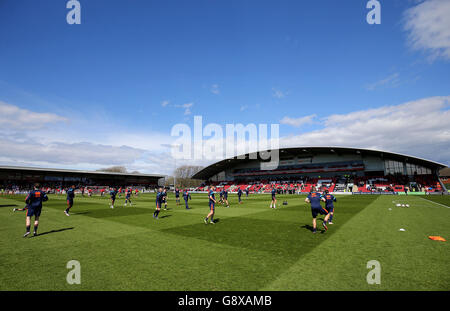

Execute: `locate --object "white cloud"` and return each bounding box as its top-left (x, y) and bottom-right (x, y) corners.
top-left (210, 84), bottom-right (220, 95)
top-left (403, 0), bottom-right (450, 61)
top-left (161, 100), bottom-right (170, 107)
top-left (280, 114), bottom-right (317, 128)
top-left (279, 96), bottom-right (450, 165)
top-left (365, 73), bottom-right (400, 91)
top-left (0, 101), bottom-right (67, 130)
top-left (1, 96), bottom-right (449, 175)
top-left (0, 101), bottom-right (175, 174)
top-left (240, 105), bottom-right (248, 112)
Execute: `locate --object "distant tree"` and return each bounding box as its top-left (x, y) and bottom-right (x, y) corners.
top-left (96, 166), bottom-right (128, 173)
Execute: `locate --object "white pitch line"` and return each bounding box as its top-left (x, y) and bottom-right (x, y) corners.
top-left (418, 197), bottom-right (450, 208)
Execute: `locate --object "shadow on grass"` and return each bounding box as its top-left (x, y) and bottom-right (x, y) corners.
top-left (0, 204), bottom-right (19, 208)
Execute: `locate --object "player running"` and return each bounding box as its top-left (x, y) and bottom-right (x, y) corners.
top-left (204, 186), bottom-right (216, 224)
top-left (110, 187), bottom-right (118, 209)
top-left (64, 185), bottom-right (76, 216)
top-left (270, 187), bottom-right (277, 209)
top-left (124, 188), bottom-right (133, 207)
top-left (153, 187), bottom-right (163, 219)
top-left (23, 183), bottom-right (49, 237)
top-left (305, 187), bottom-right (331, 233)
top-left (322, 190), bottom-right (336, 224)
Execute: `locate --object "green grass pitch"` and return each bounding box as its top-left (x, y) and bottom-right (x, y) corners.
top-left (0, 193), bottom-right (449, 291)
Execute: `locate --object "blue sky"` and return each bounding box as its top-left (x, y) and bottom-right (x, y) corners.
top-left (0, 0), bottom-right (449, 173)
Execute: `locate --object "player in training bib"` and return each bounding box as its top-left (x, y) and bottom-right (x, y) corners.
top-left (305, 187), bottom-right (331, 233)
top-left (23, 183), bottom-right (49, 237)
top-left (64, 185), bottom-right (76, 216)
top-left (322, 190), bottom-right (337, 224)
top-left (204, 186), bottom-right (216, 224)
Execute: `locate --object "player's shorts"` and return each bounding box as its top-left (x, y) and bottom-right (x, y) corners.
top-left (311, 207), bottom-right (329, 218)
top-left (27, 206), bottom-right (42, 217)
top-left (67, 199), bottom-right (74, 205)
top-left (126, 195), bottom-right (131, 199)
top-left (111, 196), bottom-right (116, 201)
top-left (209, 202), bottom-right (215, 211)
top-left (326, 206), bottom-right (334, 213)
top-left (272, 195), bottom-right (276, 200)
